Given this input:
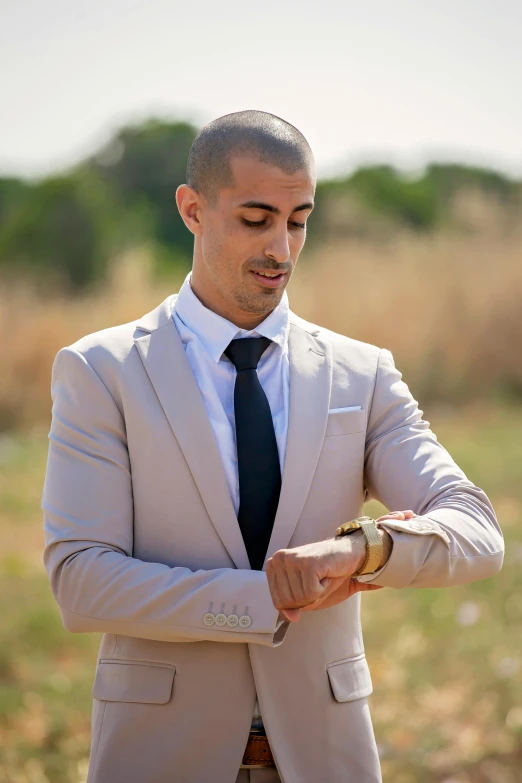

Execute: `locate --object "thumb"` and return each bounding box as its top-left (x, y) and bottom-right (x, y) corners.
top-left (280, 608), bottom-right (302, 622)
top-left (354, 582), bottom-right (384, 593)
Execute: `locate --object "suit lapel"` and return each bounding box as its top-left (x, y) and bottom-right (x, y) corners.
top-left (134, 297), bottom-right (250, 570)
top-left (263, 319), bottom-right (332, 565)
top-left (134, 298), bottom-right (332, 572)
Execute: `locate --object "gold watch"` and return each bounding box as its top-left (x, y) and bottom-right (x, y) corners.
top-left (335, 516), bottom-right (383, 577)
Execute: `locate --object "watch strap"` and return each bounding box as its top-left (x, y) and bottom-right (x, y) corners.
top-left (336, 517), bottom-right (384, 577)
top-left (353, 518), bottom-right (383, 576)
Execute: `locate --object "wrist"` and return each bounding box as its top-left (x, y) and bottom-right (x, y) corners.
top-left (333, 530), bottom-right (367, 572)
top-left (351, 529), bottom-right (368, 572)
top-left (335, 526), bottom-right (393, 574)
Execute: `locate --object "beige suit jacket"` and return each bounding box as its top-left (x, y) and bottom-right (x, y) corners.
top-left (42, 294), bottom-right (504, 783)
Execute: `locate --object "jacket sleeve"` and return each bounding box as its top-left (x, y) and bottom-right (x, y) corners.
top-left (358, 348), bottom-right (504, 589)
top-left (42, 346), bottom-right (288, 646)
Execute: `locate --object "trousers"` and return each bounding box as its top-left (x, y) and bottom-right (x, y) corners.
top-left (235, 767), bottom-right (282, 782)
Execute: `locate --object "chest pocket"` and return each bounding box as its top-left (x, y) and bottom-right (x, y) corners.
top-left (324, 409), bottom-right (365, 437)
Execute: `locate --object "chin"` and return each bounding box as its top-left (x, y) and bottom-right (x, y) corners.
top-left (234, 289), bottom-right (280, 315)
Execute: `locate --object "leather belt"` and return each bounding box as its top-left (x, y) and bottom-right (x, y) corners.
top-left (242, 732), bottom-right (275, 767)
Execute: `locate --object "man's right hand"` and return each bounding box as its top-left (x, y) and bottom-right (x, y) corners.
top-left (266, 510), bottom-right (415, 621)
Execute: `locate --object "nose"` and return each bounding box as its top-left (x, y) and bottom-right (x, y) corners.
top-left (264, 225), bottom-right (291, 265)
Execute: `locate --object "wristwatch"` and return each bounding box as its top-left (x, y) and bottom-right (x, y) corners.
top-left (335, 516), bottom-right (383, 577)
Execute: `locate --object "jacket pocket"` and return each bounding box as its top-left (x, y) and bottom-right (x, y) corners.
top-left (92, 659), bottom-right (176, 704)
top-left (325, 409), bottom-right (365, 437)
top-left (326, 653), bottom-right (373, 702)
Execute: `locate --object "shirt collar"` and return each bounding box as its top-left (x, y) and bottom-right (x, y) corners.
top-left (173, 272), bottom-right (290, 363)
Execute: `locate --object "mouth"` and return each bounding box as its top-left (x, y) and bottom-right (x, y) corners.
top-left (250, 269), bottom-right (288, 289)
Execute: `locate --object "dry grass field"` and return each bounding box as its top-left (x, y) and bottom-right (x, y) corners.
top-left (1, 228), bottom-right (521, 781)
top-left (2, 223), bottom-right (522, 431)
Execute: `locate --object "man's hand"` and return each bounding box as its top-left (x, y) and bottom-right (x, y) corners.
top-left (266, 511), bottom-right (414, 622)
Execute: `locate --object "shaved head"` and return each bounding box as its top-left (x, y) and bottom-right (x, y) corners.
top-left (176, 110), bottom-right (316, 329)
top-left (186, 109), bottom-right (315, 203)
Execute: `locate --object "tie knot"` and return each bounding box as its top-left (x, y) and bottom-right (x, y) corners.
top-left (224, 336), bottom-right (272, 372)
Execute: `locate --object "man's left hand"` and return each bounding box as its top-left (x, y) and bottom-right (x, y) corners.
top-left (266, 511), bottom-right (414, 622)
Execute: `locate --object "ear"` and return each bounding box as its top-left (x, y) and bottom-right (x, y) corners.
top-left (176, 184), bottom-right (204, 236)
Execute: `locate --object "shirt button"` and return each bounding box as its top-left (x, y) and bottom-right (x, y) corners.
top-left (203, 613), bottom-right (215, 626)
top-left (214, 613), bottom-right (227, 626)
top-left (226, 614), bottom-right (239, 627)
top-left (239, 615), bottom-right (252, 628)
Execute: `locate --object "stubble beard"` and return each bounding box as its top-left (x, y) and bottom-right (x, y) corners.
top-left (233, 279), bottom-right (285, 315)
top-left (205, 241), bottom-right (291, 316)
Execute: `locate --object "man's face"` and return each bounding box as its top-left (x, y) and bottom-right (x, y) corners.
top-left (194, 154), bottom-right (315, 318)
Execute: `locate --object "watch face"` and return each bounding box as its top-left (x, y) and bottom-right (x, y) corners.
top-left (336, 516), bottom-right (373, 537)
top-left (336, 519), bottom-right (361, 536)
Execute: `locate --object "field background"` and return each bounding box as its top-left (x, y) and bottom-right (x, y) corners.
top-left (1, 119), bottom-right (522, 782)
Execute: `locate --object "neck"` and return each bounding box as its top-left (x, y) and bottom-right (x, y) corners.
top-left (189, 273), bottom-right (275, 331)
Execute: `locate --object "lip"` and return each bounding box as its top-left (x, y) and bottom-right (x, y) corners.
top-left (250, 270), bottom-right (288, 289)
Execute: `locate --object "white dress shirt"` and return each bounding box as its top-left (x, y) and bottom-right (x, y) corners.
top-left (172, 272), bottom-right (290, 729)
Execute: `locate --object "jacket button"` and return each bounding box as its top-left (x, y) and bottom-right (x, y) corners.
top-left (203, 613), bottom-right (215, 626)
top-left (226, 614), bottom-right (239, 627)
top-left (215, 613), bottom-right (227, 626)
top-left (239, 615), bottom-right (252, 628)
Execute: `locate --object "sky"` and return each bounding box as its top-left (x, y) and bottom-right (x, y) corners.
top-left (1, 0), bottom-right (521, 180)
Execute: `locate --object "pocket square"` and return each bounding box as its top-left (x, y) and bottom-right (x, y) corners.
top-left (328, 406), bottom-right (362, 413)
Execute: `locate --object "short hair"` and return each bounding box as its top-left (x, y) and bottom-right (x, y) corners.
top-left (186, 109), bottom-right (315, 202)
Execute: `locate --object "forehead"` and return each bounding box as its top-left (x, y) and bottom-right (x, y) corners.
top-left (221, 154), bottom-right (315, 207)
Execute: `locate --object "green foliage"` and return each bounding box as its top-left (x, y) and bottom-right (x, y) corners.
top-left (0, 119), bottom-right (197, 293)
top-left (91, 118), bottom-right (197, 258)
top-left (348, 165), bottom-right (441, 228)
top-left (0, 171), bottom-right (119, 292)
top-left (0, 117), bottom-right (521, 292)
top-left (309, 162), bottom-right (521, 243)
top-left (426, 162), bottom-right (519, 201)
top-left (0, 178), bottom-right (29, 224)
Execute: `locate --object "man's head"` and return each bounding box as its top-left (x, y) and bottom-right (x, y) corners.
top-left (176, 110), bottom-right (315, 329)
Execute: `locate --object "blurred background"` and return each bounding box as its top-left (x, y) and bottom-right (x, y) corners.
top-left (1, 1), bottom-right (521, 781)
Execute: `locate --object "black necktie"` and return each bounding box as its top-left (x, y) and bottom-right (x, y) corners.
top-left (224, 337), bottom-right (282, 571)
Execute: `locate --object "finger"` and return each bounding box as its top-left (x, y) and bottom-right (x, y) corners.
top-left (301, 565), bottom-right (329, 606)
top-left (301, 576), bottom-right (356, 612)
top-left (354, 582), bottom-right (384, 593)
top-left (265, 561), bottom-right (279, 605)
top-left (286, 563), bottom-right (307, 606)
top-left (377, 512), bottom-right (403, 523)
top-left (303, 578), bottom-right (385, 611)
top-left (273, 567), bottom-right (297, 610)
top-left (266, 564), bottom-right (285, 611)
top-left (315, 575), bottom-right (345, 602)
top-left (280, 608), bottom-right (301, 622)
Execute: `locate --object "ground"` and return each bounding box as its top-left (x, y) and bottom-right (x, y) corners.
top-left (0, 403), bottom-right (521, 783)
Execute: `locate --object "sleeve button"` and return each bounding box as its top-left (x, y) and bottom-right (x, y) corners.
top-left (239, 615), bottom-right (252, 628)
top-left (214, 613), bottom-right (227, 626)
top-left (203, 613), bottom-right (215, 626)
top-left (226, 614), bottom-right (239, 627)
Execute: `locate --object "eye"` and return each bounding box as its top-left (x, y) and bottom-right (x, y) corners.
top-left (289, 221), bottom-right (306, 230)
top-left (243, 218), bottom-right (266, 228)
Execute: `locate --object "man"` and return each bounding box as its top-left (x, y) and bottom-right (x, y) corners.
top-left (42, 110), bottom-right (504, 783)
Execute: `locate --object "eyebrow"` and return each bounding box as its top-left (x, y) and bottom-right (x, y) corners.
top-left (239, 200), bottom-right (314, 214)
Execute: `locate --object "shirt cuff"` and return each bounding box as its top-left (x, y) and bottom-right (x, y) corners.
top-left (355, 516), bottom-right (450, 583)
